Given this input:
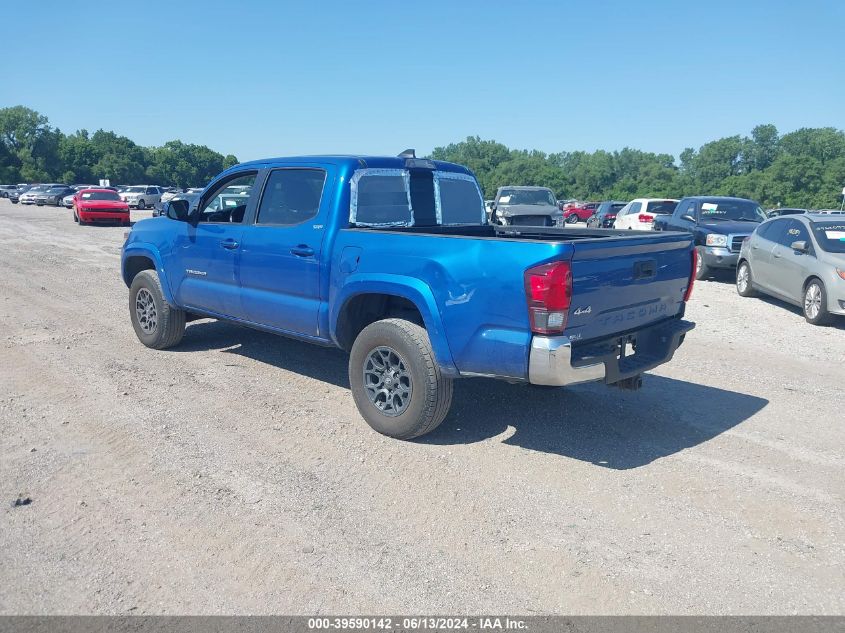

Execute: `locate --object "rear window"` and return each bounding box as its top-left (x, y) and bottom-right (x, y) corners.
top-left (646, 200), bottom-right (678, 214)
top-left (436, 173), bottom-right (485, 225)
top-left (350, 169), bottom-right (485, 227)
top-left (812, 222), bottom-right (845, 253)
top-left (351, 170), bottom-right (412, 226)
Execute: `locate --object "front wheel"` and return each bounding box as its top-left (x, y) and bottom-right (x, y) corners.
top-left (736, 261), bottom-right (757, 297)
top-left (694, 246), bottom-right (710, 280)
top-left (565, 214), bottom-right (578, 224)
top-left (349, 318), bottom-right (453, 440)
top-left (129, 270), bottom-right (186, 349)
top-left (803, 279), bottom-right (832, 325)
top-left (137, 199), bottom-right (145, 210)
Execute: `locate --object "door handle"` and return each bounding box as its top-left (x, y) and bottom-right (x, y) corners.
top-left (290, 245), bottom-right (314, 257)
top-left (220, 239), bottom-right (239, 250)
top-left (773, 251), bottom-right (781, 258)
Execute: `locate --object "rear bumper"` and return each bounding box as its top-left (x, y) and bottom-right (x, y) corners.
top-left (528, 318), bottom-right (695, 386)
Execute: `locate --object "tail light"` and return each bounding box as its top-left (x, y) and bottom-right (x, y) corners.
top-left (524, 261), bottom-right (572, 334)
top-left (638, 214), bottom-right (655, 223)
top-left (684, 249), bottom-right (697, 302)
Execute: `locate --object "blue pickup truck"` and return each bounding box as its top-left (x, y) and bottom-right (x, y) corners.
top-left (122, 153), bottom-right (696, 439)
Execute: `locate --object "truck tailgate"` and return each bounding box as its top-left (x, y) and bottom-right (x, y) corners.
top-left (565, 232), bottom-right (694, 343)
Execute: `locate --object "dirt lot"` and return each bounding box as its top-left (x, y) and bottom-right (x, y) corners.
top-left (0, 199), bottom-right (843, 615)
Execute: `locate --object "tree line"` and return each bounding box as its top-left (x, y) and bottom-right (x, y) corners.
top-left (0, 106), bottom-right (238, 188)
top-left (431, 125), bottom-right (845, 209)
top-left (2, 105), bottom-right (844, 208)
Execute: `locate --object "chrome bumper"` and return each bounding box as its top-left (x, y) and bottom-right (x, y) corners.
top-left (529, 336), bottom-right (605, 386)
top-left (528, 319), bottom-right (695, 387)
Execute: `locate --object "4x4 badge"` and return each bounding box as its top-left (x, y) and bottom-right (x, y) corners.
top-left (574, 306), bottom-right (592, 316)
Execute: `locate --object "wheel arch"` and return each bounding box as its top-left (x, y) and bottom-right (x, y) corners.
top-left (331, 276), bottom-right (457, 376)
top-left (121, 245), bottom-right (176, 305)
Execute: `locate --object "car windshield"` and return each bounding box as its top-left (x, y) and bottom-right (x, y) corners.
top-left (498, 189), bottom-right (556, 206)
top-left (125, 186), bottom-right (145, 193)
top-left (80, 191), bottom-right (121, 201)
top-left (46, 187), bottom-right (66, 193)
top-left (28, 186), bottom-right (49, 193)
top-left (699, 200), bottom-right (766, 222)
top-left (811, 222), bottom-right (845, 254)
top-left (646, 200), bottom-right (678, 214)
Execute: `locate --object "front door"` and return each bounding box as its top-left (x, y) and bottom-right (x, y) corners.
top-left (167, 171), bottom-right (258, 318)
top-left (238, 166), bottom-right (333, 337)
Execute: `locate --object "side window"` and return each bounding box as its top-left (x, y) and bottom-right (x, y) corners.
top-left (197, 172), bottom-right (257, 224)
top-left (617, 203), bottom-right (630, 217)
top-left (674, 200), bottom-right (689, 217)
top-left (146, 187), bottom-right (155, 195)
top-left (760, 219), bottom-right (787, 244)
top-left (256, 169), bottom-right (326, 226)
top-left (629, 201), bottom-right (642, 215)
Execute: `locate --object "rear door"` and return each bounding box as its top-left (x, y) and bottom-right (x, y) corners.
top-left (238, 164), bottom-right (334, 337)
top-left (748, 219), bottom-right (785, 291)
top-left (565, 232), bottom-right (694, 343)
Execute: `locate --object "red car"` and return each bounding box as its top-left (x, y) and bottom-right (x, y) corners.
top-left (73, 189), bottom-right (131, 226)
top-left (562, 201), bottom-right (599, 223)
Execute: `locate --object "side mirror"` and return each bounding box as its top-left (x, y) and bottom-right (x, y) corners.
top-left (790, 240), bottom-right (809, 253)
top-left (165, 199), bottom-right (190, 221)
top-left (681, 214), bottom-right (695, 222)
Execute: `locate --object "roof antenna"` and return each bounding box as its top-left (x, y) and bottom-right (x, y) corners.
top-left (398, 148), bottom-right (416, 158)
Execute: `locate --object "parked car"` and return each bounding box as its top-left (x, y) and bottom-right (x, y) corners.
top-left (737, 214), bottom-right (845, 324)
top-left (152, 191), bottom-right (200, 217)
top-left (767, 208), bottom-right (807, 217)
top-left (123, 153), bottom-right (696, 440)
top-left (19, 184), bottom-right (61, 205)
top-left (0, 185), bottom-right (17, 198)
top-left (120, 185), bottom-right (164, 209)
top-left (490, 186), bottom-right (562, 226)
top-left (613, 199), bottom-right (679, 230)
top-left (35, 185), bottom-right (75, 206)
top-left (562, 201), bottom-right (600, 224)
top-left (9, 184), bottom-right (32, 204)
top-left (73, 188), bottom-right (131, 226)
top-left (586, 201), bottom-right (627, 228)
top-left (654, 196), bottom-right (766, 279)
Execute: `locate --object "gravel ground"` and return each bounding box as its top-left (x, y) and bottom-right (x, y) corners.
top-left (0, 200), bottom-right (843, 615)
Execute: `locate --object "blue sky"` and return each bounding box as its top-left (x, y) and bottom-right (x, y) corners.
top-left (2, 0), bottom-right (843, 162)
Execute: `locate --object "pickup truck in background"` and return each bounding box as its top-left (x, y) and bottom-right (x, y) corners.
top-left (490, 185), bottom-right (563, 227)
top-left (654, 196), bottom-right (766, 279)
top-left (122, 152), bottom-right (696, 440)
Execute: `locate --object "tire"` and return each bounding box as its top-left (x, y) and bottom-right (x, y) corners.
top-left (736, 260), bottom-right (757, 297)
top-left (137, 199), bottom-right (145, 210)
top-left (129, 270), bottom-right (186, 349)
top-left (73, 210), bottom-right (79, 223)
top-left (565, 214), bottom-right (578, 224)
top-left (349, 318), bottom-right (453, 440)
top-left (694, 246), bottom-right (710, 280)
top-left (802, 278), bottom-right (832, 326)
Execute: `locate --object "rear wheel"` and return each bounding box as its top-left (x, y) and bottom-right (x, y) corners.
top-left (565, 214), bottom-right (578, 224)
top-left (736, 261), bottom-right (757, 297)
top-left (803, 279), bottom-right (832, 325)
top-left (129, 270), bottom-right (186, 349)
top-left (349, 318), bottom-right (452, 440)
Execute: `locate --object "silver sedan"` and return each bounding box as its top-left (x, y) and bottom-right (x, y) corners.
top-left (737, 214), bottom-right (845, 325)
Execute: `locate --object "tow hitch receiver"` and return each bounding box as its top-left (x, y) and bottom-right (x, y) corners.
top-left (611, 374), bottom-right (643, 390)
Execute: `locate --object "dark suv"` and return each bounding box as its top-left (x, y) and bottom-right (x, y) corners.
top-left (586, 201), bottom-right (627, 228)
top-left (654, 196), bottom-right (767, 279)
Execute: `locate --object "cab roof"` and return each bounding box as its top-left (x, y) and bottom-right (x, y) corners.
top-left (233, 155), bottom-right (473, 176)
